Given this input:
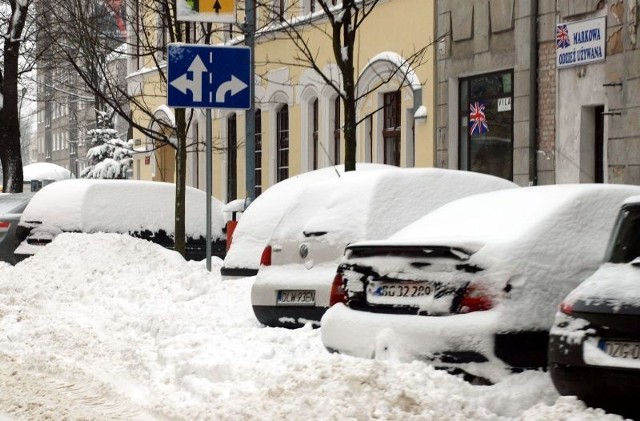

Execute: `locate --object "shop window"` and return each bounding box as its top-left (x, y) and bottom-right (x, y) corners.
top-left (459, 70), bottom-right (514, 180)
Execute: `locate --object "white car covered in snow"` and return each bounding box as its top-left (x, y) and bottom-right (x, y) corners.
top-left (221, 164), bottom-right (396, 278)
top-left (14, 179), bottom-right (227, 262)
top-left (251, 168), bottom-right (517, 328)
top-left (321, 184), bottom-right (640, 383)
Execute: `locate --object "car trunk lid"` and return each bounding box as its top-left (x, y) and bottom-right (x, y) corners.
top-left (339, 245), bottom-right (494, 316)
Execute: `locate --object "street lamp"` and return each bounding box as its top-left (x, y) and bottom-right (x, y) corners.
top-left (19, 86), bottom-right (27, 116)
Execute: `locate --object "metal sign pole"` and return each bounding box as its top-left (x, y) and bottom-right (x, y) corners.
top-left (244, 0), bottom-right (256, 205)
top-left (206, 108), bottom-right (212, 271)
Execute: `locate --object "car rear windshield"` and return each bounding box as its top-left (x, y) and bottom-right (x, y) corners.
top-left (347, 245), bottom-right (473, 260)
top-left (607, 205), bottom-right (640, 264)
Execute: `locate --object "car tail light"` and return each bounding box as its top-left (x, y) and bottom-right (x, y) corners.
top-left (260, 245), bottom-right (272, 267)
top-left (459, 283), bottom-right (493, 313)
top-left (0, 221), bottom-right (10, 233)
top-left (559, 301), bottom-right (573, 315)
top-left (329, 273), bottom-right (347, 306)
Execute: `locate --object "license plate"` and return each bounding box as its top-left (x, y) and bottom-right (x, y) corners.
top-left (366, 281), bottom-right (435, 303)
top-left (598, 339), bottom-right (640, 360)
top-left (276, 290), bottom-right (315, 306)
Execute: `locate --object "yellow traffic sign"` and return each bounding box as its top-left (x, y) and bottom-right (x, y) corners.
top-left (177, 0), bottom-right (237, 23)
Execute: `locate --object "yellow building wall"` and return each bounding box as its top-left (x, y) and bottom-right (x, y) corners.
top-left (217, 0), bottom-right (436, 201)
top-left (129, 0), bottom-right (436, 203)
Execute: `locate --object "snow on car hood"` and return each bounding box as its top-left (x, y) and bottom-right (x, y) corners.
top-left (19, 179), bottom-right (225, 239)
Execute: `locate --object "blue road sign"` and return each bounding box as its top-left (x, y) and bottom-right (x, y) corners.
top-left (167, 44), bottom-right (251, 109)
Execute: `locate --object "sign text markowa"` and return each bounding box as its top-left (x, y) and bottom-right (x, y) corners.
top-left (556, 16), bottom-right (606, 69)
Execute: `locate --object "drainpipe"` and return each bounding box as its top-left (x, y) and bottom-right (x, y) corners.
top-left (529, 0), bottom-right (538, 185)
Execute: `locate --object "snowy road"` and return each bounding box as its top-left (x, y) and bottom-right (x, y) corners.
top-left (0, 234), bottom-right (626, 420)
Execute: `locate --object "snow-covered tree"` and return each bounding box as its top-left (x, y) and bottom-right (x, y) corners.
top-left (80, 126), bottom-right (132, 179)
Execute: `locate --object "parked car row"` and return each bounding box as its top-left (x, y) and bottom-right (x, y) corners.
top-left (226, 171), bottom-right (640, 418)
top-left (250, 167), bottom-right (516, 328)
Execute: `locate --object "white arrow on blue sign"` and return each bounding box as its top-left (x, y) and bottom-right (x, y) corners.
top-left (167, 44), bottom-right (251, 110)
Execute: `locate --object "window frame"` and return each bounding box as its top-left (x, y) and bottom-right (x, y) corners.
top-left (333, 96), bottom-right (341, 165)
top-left (382, 91), bottom-right (401, 166)
top-left (458, 69), bottom-right (514, 180)
top-left (312, 98), bottom-right (319, 170)
top-left (255, 110), bottom-right (263, 197)
top-left (276, 104), bottom-right (289, 182)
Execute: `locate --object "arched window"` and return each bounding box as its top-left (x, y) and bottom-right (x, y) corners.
top-left (277, 105), bottom-right (289, 182)
top-left (255, 110), bottom-right (262, 197)
top-left (227, 113), bottom-right (237, 201)
top-left (312, 99), bottom-right (319, 170)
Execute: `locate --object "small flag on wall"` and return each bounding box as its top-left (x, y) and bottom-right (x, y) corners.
top-left (556, 24), bottom-right (571, 49)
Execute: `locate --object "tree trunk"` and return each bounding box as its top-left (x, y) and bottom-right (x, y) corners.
top-left (332, 0), bottom-right (357, 172)
top-left (0, 21), bottom-right (25, 192)
top-left (174, 107), bottom-right (187, 257)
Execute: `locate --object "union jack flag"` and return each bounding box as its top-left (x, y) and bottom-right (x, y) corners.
top-left (556, 24), bottom-right (571, 49)
top-left (469, 102), bottom-right (489, 136)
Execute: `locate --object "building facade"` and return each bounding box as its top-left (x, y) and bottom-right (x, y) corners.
top-left (35, 0), bottom-right (130, 177)
top-left (436, 0), bottom-right (640, 186)
top-left (127, 0), bottom-right (437, 202)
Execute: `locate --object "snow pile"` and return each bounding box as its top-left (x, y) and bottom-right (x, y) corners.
top-left (0, 233), bottom-right (626, 419)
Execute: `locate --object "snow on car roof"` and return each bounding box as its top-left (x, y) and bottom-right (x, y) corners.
top-left (23, 163), bottom-right (73, 182)
top-left (20, 179), bottom-right (225, 238)
top-left (223, 163), bottom-right (396, 270)
top-left (270, 167), bottom-right (517, 246)
top-left (371, 184), bottom-right (640, 249)
top-left (309, 167), bottom-right (517, 242)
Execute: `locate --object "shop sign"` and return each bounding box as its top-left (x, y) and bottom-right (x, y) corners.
top-left (498, 97), bottom-right (511, 112)
top-left (556, 16), bottom-right (606, 69)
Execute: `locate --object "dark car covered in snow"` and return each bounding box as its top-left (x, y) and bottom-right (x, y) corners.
top-left (549, 195), bottom-right (640, 419)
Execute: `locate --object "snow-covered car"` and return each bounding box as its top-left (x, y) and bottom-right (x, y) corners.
top-left (548, 195), bottom-right (640, 419)
top-left (22, 162), bottom-right (73, 191)
top-left (251, 168), bottom-right (517, 328)
top-left (0, 192), bottom-right (35, 264)
top-left (14, 179), bottom-right (226, 262)
top-left (221, 164), bottom-right (395, 278)
top-left (321, 184), bottom-right (640, 383)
